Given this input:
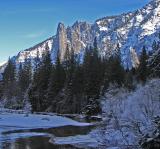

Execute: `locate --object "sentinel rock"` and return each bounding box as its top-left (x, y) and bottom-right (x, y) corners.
top-left (56, 23), bottom-right (67, 60)
top-left (53, 21), bottom-right (92, 60)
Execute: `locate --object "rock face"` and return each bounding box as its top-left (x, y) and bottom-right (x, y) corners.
top-left (51, 0), bottom-right (160, 67)
top-left (53, 21), bottom-right (92, 60)
top-left (53, 0), bottom-right (160, 67)
top-left (55, 23), bottom-right (67, 60)
top-left (1, 0), bottom-right (160, 71)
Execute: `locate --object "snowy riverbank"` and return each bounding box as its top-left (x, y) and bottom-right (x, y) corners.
top-left (0, 111), bottom-right (93, 148)
top-left (0, 112), bottom-right (91, 133)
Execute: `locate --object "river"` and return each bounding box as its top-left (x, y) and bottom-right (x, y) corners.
top-left (0, 125), bottom-right (95, 149)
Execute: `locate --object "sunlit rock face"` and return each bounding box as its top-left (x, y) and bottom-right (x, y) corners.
top-left (52, 0), bottom-right (160, 68)
top-left (55, 23), bottom-right (67, 60)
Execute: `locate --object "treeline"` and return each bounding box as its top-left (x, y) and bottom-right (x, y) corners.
top-left (0, 39), bottom-right (159, 115)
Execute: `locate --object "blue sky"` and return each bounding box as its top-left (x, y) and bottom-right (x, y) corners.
top-left (0, 0), bottom-right (150, 63)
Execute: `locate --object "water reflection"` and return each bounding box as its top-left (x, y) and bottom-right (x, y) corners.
top-left (2, 136), bottom-right (80, 149)
top-left (0, 125), bottom-right (94, 149)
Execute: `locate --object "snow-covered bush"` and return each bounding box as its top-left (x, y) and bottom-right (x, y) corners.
top-left (92, 79), bottom-right (160, 148)
top-left (140, 116), bottom-right (160, 149)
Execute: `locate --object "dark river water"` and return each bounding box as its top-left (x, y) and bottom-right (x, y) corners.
top-left (0, 125), bottom-right (94, 149)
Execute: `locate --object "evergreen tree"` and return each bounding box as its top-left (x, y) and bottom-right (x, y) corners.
top-left (149, 51), bottom-right (160, 77)
top-left (47, 51), bottom-right (66, 111)
top-left (18, 59), bottom-right (32, 92)
top-left (84, 47), bottom-right (101, 97)
top-left (0, 80), bottom-right (3, 99)
top-left (58, 48), bottom-right (78, 114)
top-left (3, 58), bottom-right (16, 86)
top-left (101, 57), bottom-right (110, 93)
top-left (34, 50), bottom-right (40, 71)
top-left (72, 63), bottom-right (84, 95)
top-left (66, 48), bottom-right (76, 82)
top-left (29, 48), bottom-right (52, 111)
top-left (64, 44), bottom-right (70, 71)
top-left (83, 38), bottom-right (102, 115)
top-left (105, 45), bottom-right (125, 87)
top-left (137, 46), bottom-right (149, 83)
top-left (3, 58), bottom-right (17, 99)
top-left (124, 69), bottom-right (135, 90)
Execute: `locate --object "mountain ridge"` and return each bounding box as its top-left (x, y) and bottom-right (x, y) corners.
top-left (0, 0), bottom-right (159, 72)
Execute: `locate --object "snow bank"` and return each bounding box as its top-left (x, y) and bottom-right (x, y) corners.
top-left (0, 112), bottom-right (92, 146)
top-left (0, 113), bottom-right (91, 133)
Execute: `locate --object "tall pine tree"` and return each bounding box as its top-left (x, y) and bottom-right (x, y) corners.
top-left (3, 58), bottom-right (17, 102)
top-left (29, 47), bottom-right (52, 111)
top-left (18, 58), bottom-right (32, 92)
top-left (47, 51), bottom-right (66, 111)
top-left (83, 38), bottom-right (102, 115)
top-left (137, 46), bottom-right (149, 83)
